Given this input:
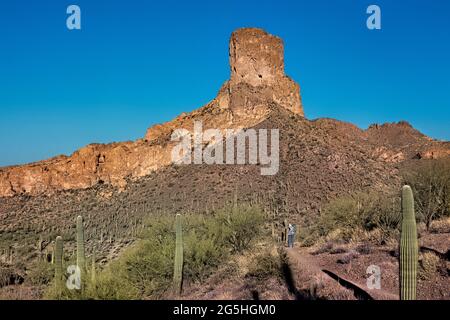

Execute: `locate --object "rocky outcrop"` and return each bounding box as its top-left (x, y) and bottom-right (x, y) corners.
top-left (415, 146), bottom-right (450, 160)
top-left (144, 28), bottom-right (304, 141)
top-left (216, 28), bottom-right (303, 117)
top-left (0, 28), bottom-right (305, 197)
top-left (0, 142), bottom-right (173, 197)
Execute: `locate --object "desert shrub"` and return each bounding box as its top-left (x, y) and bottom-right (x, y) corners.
top-left (216, 205), bottom-right (264, 252)
top-left (120, 240), bottom-right (175, 296)
top-left (0, 266), bottom-right (15, 288)
top-left (246, 252), bottom-right (282, 281)
top-left (364, 197), bottom-right (401, 233)
top-left (26, 260), bottom-right (54, 286)
top-left (80, 216), bottom-right (178, 299)
top-left (315, 194), bottom-right (363, 240)
top-left (44, 255), bottom-right (100, 300)
top-left (183, 231), bottom-right (224, 281)
top-left (44, 242), bottom-right (164, 300)
top-left (419, 252), bottom-right (440, 280)
top-left (304, 191), bottom-right (401, 244)
top-left (355, 243), bottom-right (372, 255)
top-left (311, 242), bottom-right (334, 255)
top-left (429, 217), bottom-right (450, 233)
top-left (336, 251), bottom-right (359, 264)
top-left (403, 159), bottom-right (450, 230)
top-left (47, 204), bottom-right (265, 300)
top-left (84, 264), bottom-right (141, 300)
top-left (0, 262), bottom-right (24, 288)
top-left (329, 247), bottom-right (347, 254)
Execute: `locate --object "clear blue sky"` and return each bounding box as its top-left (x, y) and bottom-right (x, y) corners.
top-left (0, 0), bottom-right (449, 167)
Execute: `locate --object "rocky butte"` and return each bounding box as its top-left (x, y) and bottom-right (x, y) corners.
top-left (0, 28), bottom-right (448, 198)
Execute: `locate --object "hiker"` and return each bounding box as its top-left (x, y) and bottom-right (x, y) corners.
top-left (287, 223), bottom-right (295, 248)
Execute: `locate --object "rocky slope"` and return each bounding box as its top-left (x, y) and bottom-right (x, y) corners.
top-left (0, 28), bottom-right (449, 265)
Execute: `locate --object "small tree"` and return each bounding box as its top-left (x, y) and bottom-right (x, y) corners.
top-left (218, 205), bottom-right (264, 252)
top-left (403, 159), bottom-right (450, 230)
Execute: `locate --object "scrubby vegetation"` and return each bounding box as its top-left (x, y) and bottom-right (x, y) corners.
top-left (403, 159), bottom-right (450, 230)
top-left (301, 191), bottom-right (401, 245)
top-left (44, 204), bottom-right (265, 299)
top-left (26, 260), bottom-right (54, 286)
top-left (2, 160), bottom-right (447, 300)
top-left (418, 252), bottom-right (440, 280)
top-left (246, 249), bottom-right (284, 281)
top-left (301, 159), bottom-right (450, 246)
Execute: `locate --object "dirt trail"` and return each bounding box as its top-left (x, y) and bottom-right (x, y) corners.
top-left (286, 248), bottom-right (398, 300)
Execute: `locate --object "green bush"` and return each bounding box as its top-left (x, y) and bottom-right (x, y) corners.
top-left (183, 230), bottom-right (224, 281)
top-left (84, 262), bottom-right (141, 299)
top-left (304, 191), bottom-right (401, 243)
top-left (403, 159), bottom-right (450, 230)
top-left (246, 252), bottom-right (282, 281)
top-left (26, 260), bottom-right (55, 286)
top-left (216, 205), bottom-right (264, 252)
top-left (45, 204), bottom-right (265, 299)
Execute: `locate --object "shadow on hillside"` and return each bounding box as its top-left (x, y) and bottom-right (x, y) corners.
top-left (280, 261), bottom-right (322, 300)
top-left (250, 290), bottom-right (259, 300)
top-left (321, 269), bottom-right (373, 300)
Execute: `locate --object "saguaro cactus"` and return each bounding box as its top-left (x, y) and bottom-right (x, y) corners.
top-left (76, 215), bottom-right (86, 272)
top-left (400, 185), bottom-right (418, 300)
top-left (54, 236), bottom-right (64, 287)
top-left (91, 252), bottom-right (96, 285)
top-left (173, 214), bottom-right (183, 295)
top-left (37, 237), bottom-right (44, 260)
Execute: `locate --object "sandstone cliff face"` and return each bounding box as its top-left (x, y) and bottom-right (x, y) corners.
top-left (224, 28), bottom-right (303, 116)
top-left (0, 142), bottom-right (173, 197)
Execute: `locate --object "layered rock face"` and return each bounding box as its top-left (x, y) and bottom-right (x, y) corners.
top-left (216, 28), bottom-right (303, 116)
top-left (145, 28), bottom-right (304, 141)
top-left (0, 142), bottom-right (172, 197)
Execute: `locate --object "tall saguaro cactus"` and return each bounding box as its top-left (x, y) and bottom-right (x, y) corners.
top-left (54, 236), bottom-right (64, 287)
top-left (76, 215), bottom-right (86, 272)
top-left (400, 185), bottom-right (418, 300)
top-left (173, 214), bottom-right (183, 295)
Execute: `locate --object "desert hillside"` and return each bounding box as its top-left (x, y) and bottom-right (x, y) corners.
top-left (0, 28), bottom-right (449, 300)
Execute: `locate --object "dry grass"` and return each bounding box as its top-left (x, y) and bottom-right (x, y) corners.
top-left (430, 217), bottom-right (450, 234)
top-left (0, 285), bottom-right (42, 300)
